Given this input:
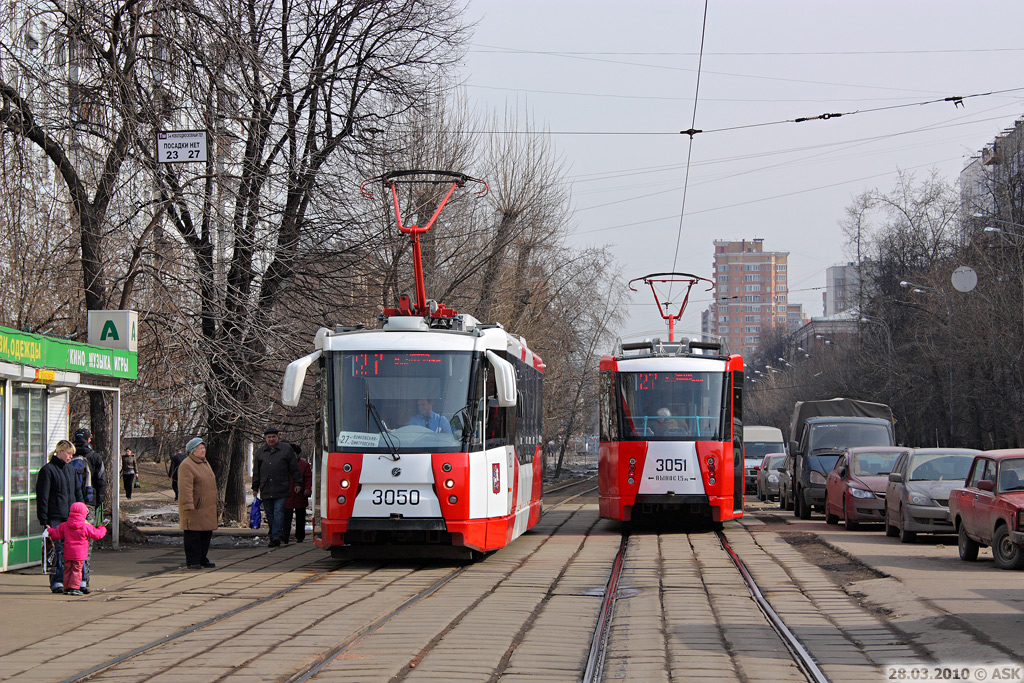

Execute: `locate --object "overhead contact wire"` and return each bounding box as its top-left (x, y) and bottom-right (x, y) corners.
top-left (667, 0), bottom-right (710, 305)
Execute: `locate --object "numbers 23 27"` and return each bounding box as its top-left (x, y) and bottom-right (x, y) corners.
top-left (372, 489), bottom-right (420, 505)
top-left (655, 459), bottom-right (687, 472)
top-left (164, 149), bottom-right (201, 160)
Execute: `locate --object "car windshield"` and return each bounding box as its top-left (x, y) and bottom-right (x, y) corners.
top-left (908, 453), bottom-right (975, 481)
top-left (851, 451), bottom-right (901, 477)
top-left (998, 458), bottom-right (1024, 493)
top-left (328, 351), bottom-right (473, 453)
top-left (810, 454), bottom-right (841, 473)
top-left (809, 422), bottom-right (891, 451)
top-left (764, 454), bottom-right (786, 470)
top-left (746, 441), bottom-right (785, 462)
top-left (618, 371), bottom-right (725, 441)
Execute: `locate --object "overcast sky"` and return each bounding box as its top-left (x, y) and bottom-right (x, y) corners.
top-left (458, 0), bottom-right (1024, 343)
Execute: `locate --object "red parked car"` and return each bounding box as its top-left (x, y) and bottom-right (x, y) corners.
top-left (824, 446), bottom-right (906, 530)
top-left (949, 450), bottom-right (1024, 570)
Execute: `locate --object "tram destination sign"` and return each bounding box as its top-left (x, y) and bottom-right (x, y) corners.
top-left (156, 130), bottom-right (208, 164)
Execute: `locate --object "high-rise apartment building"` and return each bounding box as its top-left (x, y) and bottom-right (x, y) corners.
top-left (824, 263), bottom-right (860, 317)
top-left (701, 238), bottom-right (791, 355)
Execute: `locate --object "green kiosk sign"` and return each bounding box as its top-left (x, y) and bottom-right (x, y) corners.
top-left (0, 324), bottom-right (137, 379)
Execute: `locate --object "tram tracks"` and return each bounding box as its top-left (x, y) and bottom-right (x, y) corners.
top-left (583, 524), bottom-right (832, 683)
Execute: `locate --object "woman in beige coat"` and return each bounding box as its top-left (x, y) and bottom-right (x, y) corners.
top-left (178, 437), bottom-right (218, 569)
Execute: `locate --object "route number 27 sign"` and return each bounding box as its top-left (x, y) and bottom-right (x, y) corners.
top-left (156, 130), bottom-right (208, 164)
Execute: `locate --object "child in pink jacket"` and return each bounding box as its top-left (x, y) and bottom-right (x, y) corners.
top-left (48, 502), bottom-right (107, 595)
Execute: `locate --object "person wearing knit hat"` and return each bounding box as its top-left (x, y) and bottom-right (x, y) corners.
top-left (177, 437), bottom-right (218, 569)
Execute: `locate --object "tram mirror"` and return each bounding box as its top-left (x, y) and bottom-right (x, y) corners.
top-left (282, 350), bottom-right (322, 407)
top-left (485, 350), bottom-right (518, 407)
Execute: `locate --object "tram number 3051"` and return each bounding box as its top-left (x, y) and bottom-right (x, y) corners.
top-left (654, 458), bottom-right (687, 472)
top-left (371, 489), bottom-right (421, 505)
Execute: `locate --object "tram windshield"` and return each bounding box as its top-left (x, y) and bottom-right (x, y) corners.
top-left (328, 351), bottom-right (473, 453)
top-left (617, 371), bottom-right (726, 441)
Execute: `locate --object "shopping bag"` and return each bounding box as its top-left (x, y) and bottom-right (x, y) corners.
top-left (134, 479), bottom-right (141, 488)
top-left (249, 497), bottom-right (262, 529)
top-left (42, 528), bottom-right (54, 574)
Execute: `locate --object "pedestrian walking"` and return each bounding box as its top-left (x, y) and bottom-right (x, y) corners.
top-left (47, 502), bottom-right (107, 595)
top-left (168, 450), bottom-right (186, 501)
top-left (252, 427), bottom-right (302, 547)
top-left (283, 444), bottom-right (312, 543)
top-left (177, 437), bottom-right (218, 569)
top-left (121, 448), bottom-right (138, 500)
top-left (35, 439), bottom-right (84, 594)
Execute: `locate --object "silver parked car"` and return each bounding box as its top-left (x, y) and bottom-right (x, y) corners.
top-left (756, 453), bottom-right (787, 502)
top-left (885, 447), bottom-right (980, 543)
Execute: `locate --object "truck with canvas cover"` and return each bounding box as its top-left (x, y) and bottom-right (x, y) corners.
top-left (785, 398), bottom-right (895, 519)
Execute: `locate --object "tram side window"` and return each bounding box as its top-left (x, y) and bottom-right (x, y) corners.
top-left (599, 371), bottom-right (618, 442)
top-left (513, 358), bottom-right (543, 464)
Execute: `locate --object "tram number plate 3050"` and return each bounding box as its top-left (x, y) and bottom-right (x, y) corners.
top-left (371, 489), bottom-right (421, 505)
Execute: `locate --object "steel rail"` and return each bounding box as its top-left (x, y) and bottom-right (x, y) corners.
top-left (716, 530), bottom-right (830, 683)
top-left (581, 532), bottom-right (629, 683)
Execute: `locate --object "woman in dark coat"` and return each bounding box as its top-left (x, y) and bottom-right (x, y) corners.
top-left (178, 437), bottom-right (218, 569)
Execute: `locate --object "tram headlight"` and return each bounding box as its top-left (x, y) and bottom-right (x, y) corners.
top-left (336, 495), bottom-right (347, 505)
top-left (629, 458), bottom-right (636, 465)
top-left (340, 479), bottom-right (350, 489)
top-left (445, 479), bottom-right (455, 489)
top-left (627, 477), bottom-right (635, 485)
top-left (707, 457), bottom-right (715, 466)
top-left (343, 463), bottom-right (352, 473)
top-left (709, 477), bottom-right (716, 485)
top-left (443, 462), bottom-right (453, 472)
top-left (448, 495), bottom-right (458, 504)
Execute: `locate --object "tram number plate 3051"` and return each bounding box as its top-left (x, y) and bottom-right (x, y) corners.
top-left (371, 489), bottom-right (421, 505)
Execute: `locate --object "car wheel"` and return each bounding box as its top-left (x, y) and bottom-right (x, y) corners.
top-left (992, 525), bottom-right (1024, 570)
top-left (825, 504), bottom-right (839, 525)
top-left (792, 489), bottom-right (801, 517)
top-left (884, 507), bottom-right (899, 537)
top-left (779, 488), bottom-right (786, 510)
top-left (958, 524), bottom-right (979, 562)
top-left (901, 507), bottom-right (917, 544)
top-left (843, 495), bottom-right (859, 530)
top-left (797, 488), bottom-right (811, 520)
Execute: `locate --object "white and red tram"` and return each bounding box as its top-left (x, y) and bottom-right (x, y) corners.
top-left (598, 273), bottom-right (744, 524)
top-left (281, 171), bottom-right (544, 558)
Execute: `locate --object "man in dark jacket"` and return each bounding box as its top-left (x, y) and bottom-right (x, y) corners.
top-left (72, 429), bottom-right (106, 593)
top-left (73, 429), bottom-right (107, 513)
top-left (252, 427), bottom-right (302, 547)
top-left (36, 441), bottom-right (84, 593)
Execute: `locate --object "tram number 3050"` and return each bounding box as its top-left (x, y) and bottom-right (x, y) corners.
top-left (654, 458), bottom-right (687, 472)
top-left (371, 489), bottom-right (421, 505)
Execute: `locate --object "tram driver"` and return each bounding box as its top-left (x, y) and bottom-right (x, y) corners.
top-left (408, 398), bottom-right (453, 435)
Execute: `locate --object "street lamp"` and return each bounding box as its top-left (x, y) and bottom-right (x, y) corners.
top-left (859, 316), bottom-right (894, 360)
top-left (982, 225), bottom-right (1024, 331)
top-left (901, 280), bottom-right (954, 442)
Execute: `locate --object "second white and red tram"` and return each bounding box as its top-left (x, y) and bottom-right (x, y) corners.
top-left (598, 338), bottom-right (744, 523)
top-left (282, 171), bottom-right (544, 558)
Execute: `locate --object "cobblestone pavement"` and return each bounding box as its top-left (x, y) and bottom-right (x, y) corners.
top-left (2, 495), bottom-right (1020, 681)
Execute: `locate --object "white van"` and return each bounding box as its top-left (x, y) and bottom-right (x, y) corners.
top-left (743, 425), bottom-right (786, 493)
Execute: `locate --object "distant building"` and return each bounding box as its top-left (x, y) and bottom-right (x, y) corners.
top-left (824, 263), bottom-right (860, 317)
top-left (789, 309), bottom-right (860, 355)
top-left (960, 117), bottom-right (1024, 219)
top-left (701, 238), bottom-right (791, 355)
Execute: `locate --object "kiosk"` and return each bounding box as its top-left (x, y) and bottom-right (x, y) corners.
top-left (0, 312), bottom-right (137, 571)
